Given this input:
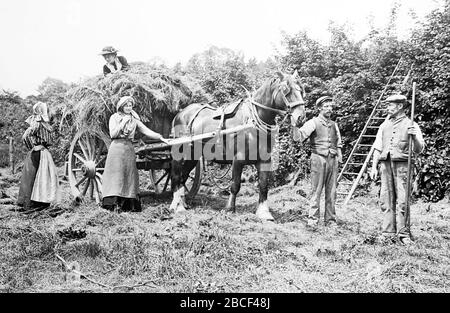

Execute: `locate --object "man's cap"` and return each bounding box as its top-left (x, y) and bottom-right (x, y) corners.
top-left (383, 94), bottom-right (407, 103)
top-left (315, 96), bottom-right (333, 107)
top-left (99, 46), bottom-right (118, 55)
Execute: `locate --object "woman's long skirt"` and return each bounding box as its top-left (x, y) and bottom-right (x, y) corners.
top-left (17, 150), bottom-right (41, 209)
top-left (17, 148), bottom-right (59, 210)
top-left (101, 139), bottom-right (141, 212)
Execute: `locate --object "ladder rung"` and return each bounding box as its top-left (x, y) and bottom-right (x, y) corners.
top-left (362, 135), bottom-right (377, 138)
top-left (339, 182), bottom-right (353, 185)
top-left (354, 153), bottom-right (369, 156)
top-left (371, 117), bottom-right (386, 120)
top-left (358, 144), bottom-right (373, 147)
top-left (342, 172), bottom-right (359, 176)
top-left (366, 126), bottom-right (380, 129)
top-left (348, 162), bottom-right (364, 166)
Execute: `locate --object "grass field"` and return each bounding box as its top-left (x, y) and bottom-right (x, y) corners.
top-left (0, 167), bottom-right (449, 293)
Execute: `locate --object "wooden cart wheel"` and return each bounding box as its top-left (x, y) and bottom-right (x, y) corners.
top-left (146, 158), bottom-right (203, 199)
top-left (68, 130), bottom-right (110, 204)
top-left (149, 168), bottom-right (171, 195)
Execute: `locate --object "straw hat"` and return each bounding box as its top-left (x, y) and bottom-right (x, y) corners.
top-left (99, 46), bottom-right (119, 55)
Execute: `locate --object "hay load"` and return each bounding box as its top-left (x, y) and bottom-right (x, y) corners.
top-left (61, 62), bottom-right (208, 138)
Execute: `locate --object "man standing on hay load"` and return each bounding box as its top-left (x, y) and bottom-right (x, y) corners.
top-left (99, 46), bottom-right (130, 76)
top-left (295, 96), bottom-right (343, 227)
top-left (369, 94), bottom-right (425, 245)
top-left (17, 101), bottom-right (60, 211)
top-left (101, 96), bottom-right (169, 212)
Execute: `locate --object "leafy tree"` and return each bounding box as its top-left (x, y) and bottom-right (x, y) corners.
top-left (184, 46), bottom-right (254, 104)
top-left (405, 0), bottom-right (450, 201)
top-left (0, 91), bottom-right (30, 166)
top-left (36, 77), bottom-right (71, 119)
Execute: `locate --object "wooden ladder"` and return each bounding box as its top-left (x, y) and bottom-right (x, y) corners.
top-left (336, 109), bottom-right (387, 206)
top-left (336, 58), bottom-right (408, 206)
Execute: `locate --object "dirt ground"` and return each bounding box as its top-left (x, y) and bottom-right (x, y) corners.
top-left (0, 166), bottom-right (449, 293)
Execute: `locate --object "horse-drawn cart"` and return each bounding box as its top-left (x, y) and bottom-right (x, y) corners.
top-left (66, 116), bottom-right (251, 204)
top-left (63, 67), bottom-right (306, 220)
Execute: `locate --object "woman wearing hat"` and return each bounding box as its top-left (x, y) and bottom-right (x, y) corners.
top-left (99, 46), bottom-right (130, 76)
top-left (17, 101), bottom-right (60, 210)
top-left (101, 96), bottom-right (169, 212)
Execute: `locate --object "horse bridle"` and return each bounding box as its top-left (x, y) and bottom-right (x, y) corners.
top-left (250, 80), bottom-right (304, 117)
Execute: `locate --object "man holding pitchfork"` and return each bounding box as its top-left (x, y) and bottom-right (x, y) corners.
top-left (369, 91), bottom-right (425, 245)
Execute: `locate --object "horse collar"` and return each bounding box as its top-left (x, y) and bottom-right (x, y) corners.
top-left (250, 98), bottom-right (288, 115)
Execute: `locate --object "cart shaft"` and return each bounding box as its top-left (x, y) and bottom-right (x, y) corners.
top-left (136, 123), bottom-right (254, 153)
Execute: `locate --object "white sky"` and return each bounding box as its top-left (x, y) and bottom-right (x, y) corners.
top-left (0, 0), bottom-right (443, 96)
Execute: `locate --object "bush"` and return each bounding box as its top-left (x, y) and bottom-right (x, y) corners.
top-left (406, 2), bottom-right (450, 201)
top-left (0, 92), bottom-right (31, 166)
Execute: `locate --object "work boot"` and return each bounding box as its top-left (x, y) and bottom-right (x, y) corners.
top-left (399, 236), bottom-right (414, 246)
top-left (326, 219), bottom-right (338, 227)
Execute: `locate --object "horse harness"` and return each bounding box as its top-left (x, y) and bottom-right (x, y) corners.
top-left (186, 100), bottom-right (244, 134)
top-left (186, 79), bottom-right (303, 135)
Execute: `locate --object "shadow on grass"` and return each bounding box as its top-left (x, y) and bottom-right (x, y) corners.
top-left (189, 192), bottom-right (229, 211)
top-left (272, 209), bottom-right (307, 224)
top-left (140, 189), bottom-right (332, 226)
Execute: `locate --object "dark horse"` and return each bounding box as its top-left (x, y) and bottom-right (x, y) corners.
top-left (169, 71), bottom-right (306, 220)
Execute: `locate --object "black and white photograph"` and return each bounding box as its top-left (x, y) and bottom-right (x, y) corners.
top-left (0, 0), bottom-right (449, 300)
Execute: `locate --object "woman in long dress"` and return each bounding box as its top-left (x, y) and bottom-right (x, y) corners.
top-left (17, 101), bottom-right (60, 210)
top-left (101, 96), bottom-right (168, 212)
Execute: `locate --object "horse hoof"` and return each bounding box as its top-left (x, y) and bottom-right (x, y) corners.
top-left (174, 204), bottom-right (187, 214)
top-left (175, 207), bottom-right (187, 214)
top-left (255, 209), bottom-right (274, 221)
top-left (255, 202), bottom-right (274, 221)
top-left (224, 206), bottom-right (236, 213)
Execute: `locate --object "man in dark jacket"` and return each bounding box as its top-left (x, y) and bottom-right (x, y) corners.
top-left (296, 96), bottom-right (343, 227)
top-left (369, 94), bottom-right (425, 245)
top-left (99, 46), bottom-right (130, 76)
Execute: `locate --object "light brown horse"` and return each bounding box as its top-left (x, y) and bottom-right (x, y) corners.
top-left (169, 71), bottom-right (306, 220)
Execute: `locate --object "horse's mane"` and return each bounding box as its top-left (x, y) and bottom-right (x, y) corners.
top-left (254, 75), bottom-right (279, 101)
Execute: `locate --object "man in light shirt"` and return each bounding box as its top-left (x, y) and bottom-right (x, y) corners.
top-left (369, 94), bottom-right (425, 245)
